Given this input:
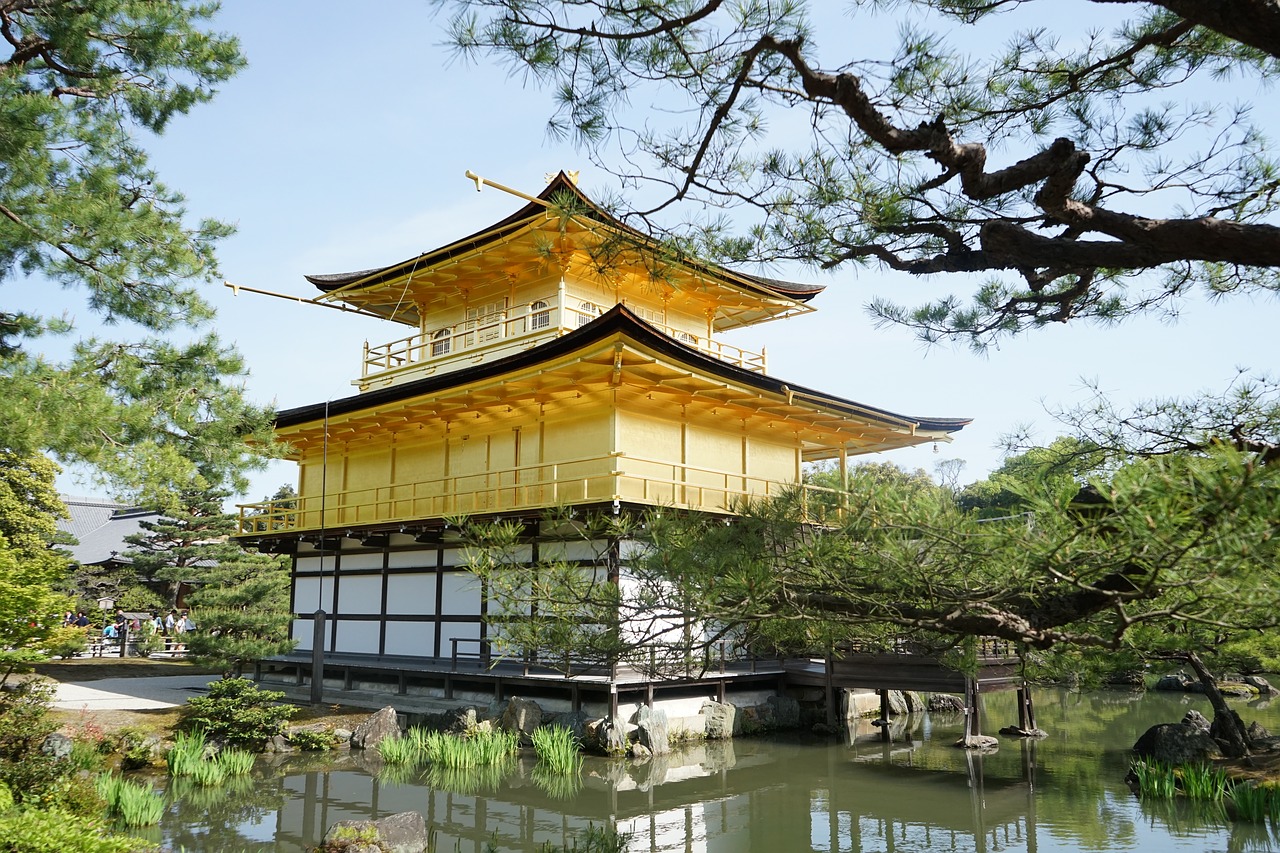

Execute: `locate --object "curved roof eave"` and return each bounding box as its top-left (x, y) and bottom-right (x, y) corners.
top-left (274, 304), bottom-right (970, 436)
top-left (303, 172), bottom-right (825, 305)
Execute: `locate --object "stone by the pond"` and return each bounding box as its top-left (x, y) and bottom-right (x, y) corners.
top-left (701, 700), bottom-right (738, 740)
top-left (955, 734), bottom-right (999, 751)
top-left (1154, 672), bottom-right (1196, 692)
top-left (333, 728), bottom-right (352, 743)
top-left (998, 725), bottom-right (1048, 739)
top-left (928, 694), bottom-right (966, 714)
top-left (322, 811), bottom-right (428, 853)
top-left (40, 732), bottom-right (72, 760)
top-left (767, 695), bottom-right (800, 729)
top-left (350, 706), bottom-right (402, 750)
top-left (1244, 675), bottom-right (1277, 695)
top-left (635, 705), bottom-right (670, 755)
top-left (500, 696), bottom-right (543, 742)
top-left (1133, 723), bottom-right (1222, 764)
top-left (1182, 709), bottom-right (1211, 733)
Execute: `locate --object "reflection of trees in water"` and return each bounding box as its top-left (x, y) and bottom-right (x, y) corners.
top-left (162, 769), bottom-right (286, 851)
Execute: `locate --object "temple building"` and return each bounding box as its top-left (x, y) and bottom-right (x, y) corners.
top-left (237, 172), bottom-right (970, 713)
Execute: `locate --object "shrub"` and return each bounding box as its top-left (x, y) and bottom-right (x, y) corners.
top-left (287, 728), bottom-right (335, 751)
top-left (0, 808), bottom-right (150, 853)
top-left (42, 627), bottom-right (87, 660)
top-left (178, 678), bottom-right (295, 751)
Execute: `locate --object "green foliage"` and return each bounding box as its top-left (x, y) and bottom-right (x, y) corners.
top-left (286, 728), bottom-right (334, 751)
top-left (0, 809), bottom-right (150, 853)
top-left (439, 0), bottom-right (1280, 346)
top-left (178, 678), bottom-right (295, 752)
top-left (0, 453), bottom-right (73, 660)
top-left (0, 0), bottom-right (278, 502)
top-left (95, 774), bottom-right (164, 828)
top-left (123, 486), bottom-right (294, 674)
top-left (1130, 760), bottom-right (1178, 798)
top-left (462, 507), bottom-right (629, 674)
top-left (166, 729), bottom-right (209, 778)
top-left (531, 726), bottom-right (583, 775)
top-left (1180, 764), bottom-right (1229, 802)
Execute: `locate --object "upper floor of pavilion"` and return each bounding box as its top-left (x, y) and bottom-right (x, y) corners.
top-left (305, 172), bottom-right (823, 392)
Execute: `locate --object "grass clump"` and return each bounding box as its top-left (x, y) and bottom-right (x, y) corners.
top-left (376, 735), bottom-right (417, 765)
top-left (216, 748), bottom-right (255, 776)
top-left (95, 774), bottom-right (165, 828)
top-left (531, 726), bottom-right (582, 775)
top-left (1180, 763), bottom-right (1229, 802)
top-left (166, 730), bottom-right (208, 778)
top-left (1130, 760), bottom-right (1177, 798)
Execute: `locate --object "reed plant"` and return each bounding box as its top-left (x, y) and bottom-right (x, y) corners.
top-left (167, 729), bottom-right (208, 777)
top-left (216, 748), bottom-right (256, 776)
top-left (1230, 782), bottom-right (1272, 823)
top-left (377, 735), bottom-right (419, 765)
top-left (531, 726), bottom-right (582, 775)
top-left (95, 773), bottom-right (166, 827)
top-left (1180, 763), bottom-right (1229, 802)
top-left (188, 756), bottom-right (229, 787)
top-left (1130, 760), bottom-right (1177, 799)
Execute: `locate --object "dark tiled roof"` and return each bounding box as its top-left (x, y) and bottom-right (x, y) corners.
top-left (304, 172), bottom-right (825, 304)
top-left (58, 497), bottom-right (159, 566)
top-left (275, 304), bottom-right (970, 436)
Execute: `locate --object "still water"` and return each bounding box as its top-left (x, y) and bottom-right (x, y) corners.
top-left (156, 688), bottom-right (1280, 852)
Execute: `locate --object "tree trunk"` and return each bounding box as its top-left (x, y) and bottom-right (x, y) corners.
top-left (1183, 651), bottom-right (1251, 760)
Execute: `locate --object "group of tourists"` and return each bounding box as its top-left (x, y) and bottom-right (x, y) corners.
top-left (61, 607), bottom-right (196, 652)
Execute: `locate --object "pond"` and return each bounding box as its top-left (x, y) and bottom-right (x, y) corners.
top-left (153, 687), bottom-right (1280, 852)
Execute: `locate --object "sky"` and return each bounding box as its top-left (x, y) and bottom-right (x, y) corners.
top-left (33, 1), bottom-right (1280, 504)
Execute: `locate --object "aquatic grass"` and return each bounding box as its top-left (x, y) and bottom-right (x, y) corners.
top-left (1180, 763), bottom-right (1229, 801)
top-left (96, 773), bottom-right (165, 827)
top-left (216, 748), bottom-right (256, 776)
top-left (166, 772), bottom-right (253, 812)
top-left (419, 728), bottom-right (519, 769)
top-left (1231, 781), bottom-right (1272, 823)
top-left (188, 755), bottom-right (229, 786)
top-left (167, 729), bottom-right (208, 777)
top-left (377, 734), bottom-right (419, 765)
top-left (470, 729), bottom-right (520, 765)
top-left (531, 726), bottom-right (582, 775)
top-left (1130, 759), bottom-right (1177, 798)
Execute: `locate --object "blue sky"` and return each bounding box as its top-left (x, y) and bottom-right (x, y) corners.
top-left (31, 1), bottom-right (1279, 503)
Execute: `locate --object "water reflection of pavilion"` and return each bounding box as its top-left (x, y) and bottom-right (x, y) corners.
top-left (269, 734), bottom-right (1040, 852)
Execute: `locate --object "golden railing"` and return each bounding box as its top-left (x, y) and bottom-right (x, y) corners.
top-left (236, 452), bottom-right (841, 535)
top-left (361, 304), bottom-right (766, 382)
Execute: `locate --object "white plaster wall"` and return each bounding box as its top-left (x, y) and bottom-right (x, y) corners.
top-left (294, 576), bottom-right (334, 613)
top-left (291, 618), bottom-right (312, 651)
top-left (384, 621), bottom-right (435, 657)
top-left (540, 539), bottom-right (606, 562)
top-left (441, 572), bottom-right (481, 612)
top-left (335, 620), bottom-right (380, 654)
top-left (339, 552), bottom-right (383, 570)
top-left (388, 549), bottom-right (435, 569)
top-left (295, 556), bottom-right (325, 573)
top-left (338, 575), bottom-right (381, 613)
top-left (385, 574), bottom-right (437, 615)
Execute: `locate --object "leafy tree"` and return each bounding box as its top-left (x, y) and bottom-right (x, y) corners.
top-left (123, 484), bottom-right (294, 674)
top-left (958, 436), bottom-right (1106, 517)
top-left (0, 452), bottom-right (72, 677)
top-left (123, 485), bottom-right (240, 606)
top-left (0, 0), bottom-right (277, 500)
top-left (182, 547), bottom-right (294, 677)
top-left (440, 0), bottom-right (1280, 346)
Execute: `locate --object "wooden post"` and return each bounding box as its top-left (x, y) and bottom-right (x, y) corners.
top-left (310, 610), bottom-right (326, 705)
top-left (965, 677), bottom-right (982, 741)
top-left (824, 653), bottom-right (836, 728)
top-left (879, 689), bottom-right (891, 743)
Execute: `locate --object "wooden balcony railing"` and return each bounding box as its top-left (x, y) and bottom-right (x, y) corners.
top-left (360, 303), bottom-right (766, 384)
top-left (236, 452), bottom-right (842, 535)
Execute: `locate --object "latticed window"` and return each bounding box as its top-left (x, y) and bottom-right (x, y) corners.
top-left (430, 328), bottom-right (451, 357)
top-left (576, 300), bottom-right (603, 328)
top-left (529, 300), bottom-right (550, 330)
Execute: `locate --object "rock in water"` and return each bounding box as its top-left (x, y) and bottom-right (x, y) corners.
top-left (350, 706), bottom-right (402, 750)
